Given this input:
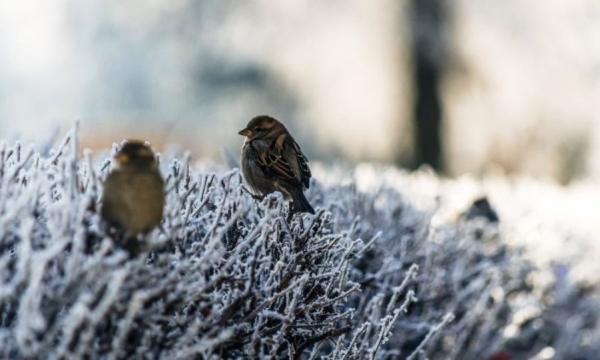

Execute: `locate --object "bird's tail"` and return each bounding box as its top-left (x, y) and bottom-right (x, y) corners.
top-left (291, 190), bottom-right (315, 215)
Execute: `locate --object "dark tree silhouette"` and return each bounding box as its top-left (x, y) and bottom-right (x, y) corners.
top-left (408, 0), bottom-right (448, 171)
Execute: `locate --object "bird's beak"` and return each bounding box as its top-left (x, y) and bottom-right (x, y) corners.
top-left (238, 128), bottom-right (252, 137)
top-left (115, 153), bottom-right (129, 164)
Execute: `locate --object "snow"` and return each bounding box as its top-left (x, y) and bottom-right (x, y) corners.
top-left (0, 130), bottom-right (599, 359)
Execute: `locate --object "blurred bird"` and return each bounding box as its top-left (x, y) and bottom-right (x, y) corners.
top-left (462, 196), bottom-right (499, 223)
top-left (101, 140), bottom-right (165, 254)
top-left (238, 115), bottom-right (315, 215)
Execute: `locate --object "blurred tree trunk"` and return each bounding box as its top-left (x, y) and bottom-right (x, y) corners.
top-left (408, 0), bottom-right (448, 172)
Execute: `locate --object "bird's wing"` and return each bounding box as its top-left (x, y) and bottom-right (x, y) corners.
top-left (252, 134), bottom-right (306, 187)
top-left (101, 171), bottom-right (129, 225)
top-left (291, 140), bottom-right (312, 189)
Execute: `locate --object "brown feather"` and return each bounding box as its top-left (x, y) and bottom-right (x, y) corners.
top-left (239, 115), bottom-right (314, 213)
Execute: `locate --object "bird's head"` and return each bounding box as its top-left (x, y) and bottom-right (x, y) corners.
top-left (115, 140), bottom-right (158, 169)
top-left (238, 115), bottom-right (285, 140)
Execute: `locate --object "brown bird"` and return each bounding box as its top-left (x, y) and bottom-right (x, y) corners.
top-left (238, 115), bottom-right (315, 214)
top-left (101, 140), bottom-right (165, 253)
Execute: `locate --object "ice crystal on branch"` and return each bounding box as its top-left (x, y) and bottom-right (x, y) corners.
top-left (0, 130), bottom-right (598, 359)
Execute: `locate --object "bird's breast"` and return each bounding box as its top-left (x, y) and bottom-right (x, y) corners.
top-left (240, 141), bottom-right (276, 195)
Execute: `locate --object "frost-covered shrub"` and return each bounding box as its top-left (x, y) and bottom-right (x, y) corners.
top-left (0, 130), bottom-right (598, 359)
top-left (308, 181), bottom-right (527, 359)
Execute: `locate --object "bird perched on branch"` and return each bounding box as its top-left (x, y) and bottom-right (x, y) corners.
top-left (238, 115), bottom-right (315, 215)
top-left (101, 140), bottom-right (165, 254)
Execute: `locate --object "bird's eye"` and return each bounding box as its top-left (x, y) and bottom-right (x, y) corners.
top-left (256, 128), bottom-right (265, 132)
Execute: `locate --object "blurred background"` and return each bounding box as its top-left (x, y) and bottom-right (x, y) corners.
top-left (1, 0), bottom-right (600, 183)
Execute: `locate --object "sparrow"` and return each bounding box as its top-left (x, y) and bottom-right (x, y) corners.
top-left (101, 140), bottom-right (165, 253)
top-left (238, 115), bottom-right (315, 214)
